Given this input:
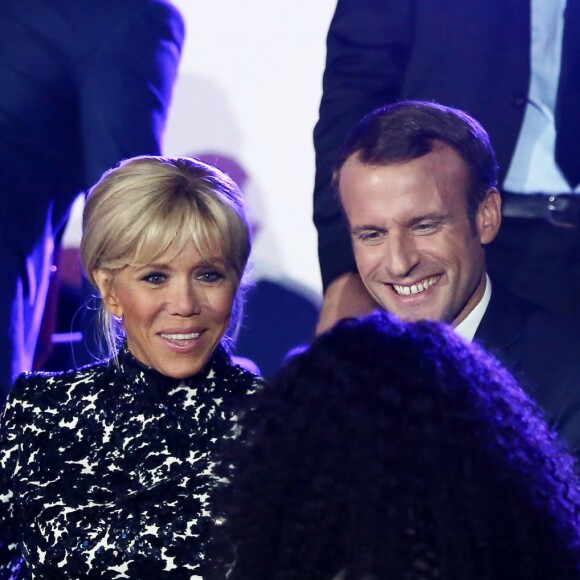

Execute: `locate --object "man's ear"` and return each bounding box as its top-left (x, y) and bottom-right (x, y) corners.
top-left (476, 188), bottom-right (502, 245)
top-left (92, 268), bottom-right (123, 318)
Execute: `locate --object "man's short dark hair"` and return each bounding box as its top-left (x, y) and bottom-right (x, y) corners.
top-left (333, 100), bottom-right (499, 224)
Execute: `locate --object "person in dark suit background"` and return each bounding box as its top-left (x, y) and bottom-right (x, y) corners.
top-left (0, 0), bottom-right (184, 396)
top-left (333, 100), bottom-right (580, 457)
top-left (314, 0), bottom-right (580, 333)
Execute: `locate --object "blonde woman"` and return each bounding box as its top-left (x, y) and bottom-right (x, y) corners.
top-left (0, 156), bottom-right (261, 578)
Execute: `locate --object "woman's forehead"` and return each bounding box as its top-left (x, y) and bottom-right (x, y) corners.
top-left (133, 238), bottom-right (225, 265)
top-left (133, 224), bottom-right (224, 258)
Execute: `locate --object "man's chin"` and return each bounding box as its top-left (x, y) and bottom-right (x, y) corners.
top-left (386, 305), bottom-right (443, 323)
top-left (374, 289), bottom-right (443, 323)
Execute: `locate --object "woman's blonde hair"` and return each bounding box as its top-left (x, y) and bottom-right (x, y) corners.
top-left (81, 155), bottom-right (252, 359)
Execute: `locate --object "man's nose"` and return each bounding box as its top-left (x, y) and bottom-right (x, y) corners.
top-left (383, 232), bottom-right (420, 278)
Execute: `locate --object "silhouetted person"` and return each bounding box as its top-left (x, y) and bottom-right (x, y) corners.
top-left (211, 312), bottom-right (580, 579)
top-left (0, 0), bottom-right (184, 395)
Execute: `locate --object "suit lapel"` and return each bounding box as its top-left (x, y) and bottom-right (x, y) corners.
top-left (473, 285), bottom-right (526, 372)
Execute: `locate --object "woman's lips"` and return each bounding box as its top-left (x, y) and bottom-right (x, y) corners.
top-left (159, 331), bottom-right (203, 348)
top-left (160, 332), bottom-right (201, 340)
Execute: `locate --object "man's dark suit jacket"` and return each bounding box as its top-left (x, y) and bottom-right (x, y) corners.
top-left (0, 0), bottom-right (184, 392)
top-left (313, 0), bottom-right (576, 289)
top-left (474, 285), bottom-right (580, 458)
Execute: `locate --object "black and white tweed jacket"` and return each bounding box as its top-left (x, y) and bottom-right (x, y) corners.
top-left (0, 345), bottom-right (261, 579)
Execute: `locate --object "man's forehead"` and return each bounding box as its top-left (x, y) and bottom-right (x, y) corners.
top-left (339, 152), bottom-right (472, 229)
top-left (338, 142), bottom-right (471, 186)
top-left (341, 148), bottom-right (469, 193)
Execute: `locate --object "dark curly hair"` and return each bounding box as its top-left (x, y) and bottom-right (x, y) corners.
top-left (208, 312), bottom-right (580, 579)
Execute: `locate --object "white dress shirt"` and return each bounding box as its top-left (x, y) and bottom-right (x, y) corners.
top-left (503, 0), bottom-right (579, 193)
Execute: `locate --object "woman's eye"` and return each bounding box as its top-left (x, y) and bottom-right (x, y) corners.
top-left (198, 270), bottom-right (226, 283)
top-left (142, 272), bottom-right (166, 285)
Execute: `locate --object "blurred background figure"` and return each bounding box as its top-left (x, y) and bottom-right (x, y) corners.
top-left (195, 152), bottom-right (319, 377)
top-left (210, 312), bottom-right (580, 579)
top-left (314, 1), bottom-right (580, 331)
top-left (0, 0), bottom-right (184, 396)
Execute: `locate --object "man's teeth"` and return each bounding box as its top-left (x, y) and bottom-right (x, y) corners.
top-left (393, 276), bottom-right (439, 296)
top-left (161, 332), bottom-right (200, 340)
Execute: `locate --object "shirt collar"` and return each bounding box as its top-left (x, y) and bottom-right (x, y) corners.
top-left (454, 274), bottom-right (492, 342)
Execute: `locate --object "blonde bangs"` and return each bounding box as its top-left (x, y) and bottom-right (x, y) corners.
top-left (125, 192), bottom-right (243, 279)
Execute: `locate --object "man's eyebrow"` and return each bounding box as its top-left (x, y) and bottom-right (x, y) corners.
top-left (406, 211), bottom-right (450, 226)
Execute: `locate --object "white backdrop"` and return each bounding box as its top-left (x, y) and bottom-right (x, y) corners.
top-left (163, 0), bottom-right (337, 301)
top-left (64, 0), bottom-right (335, 303)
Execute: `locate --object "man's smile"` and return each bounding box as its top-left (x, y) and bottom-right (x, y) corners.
top-left (392, 276), bottom-right (440, 296)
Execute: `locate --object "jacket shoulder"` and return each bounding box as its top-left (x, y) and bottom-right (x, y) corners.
top-left (6, 360), bottom-right (112, 413)
top-left (478, 285), bottom-right (579, 349)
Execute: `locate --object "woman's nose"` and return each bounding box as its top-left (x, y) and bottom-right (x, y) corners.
top-left (169, 280), bottom-right (202, 316)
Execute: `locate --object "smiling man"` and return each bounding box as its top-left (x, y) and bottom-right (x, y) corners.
top-left (340, 139), bottom-right (500, 332)
top-left (335, 100), bottom-right (580, 456)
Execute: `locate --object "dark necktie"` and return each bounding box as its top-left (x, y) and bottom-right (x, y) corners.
top-left (555, 0), bottom-right (580, 188)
